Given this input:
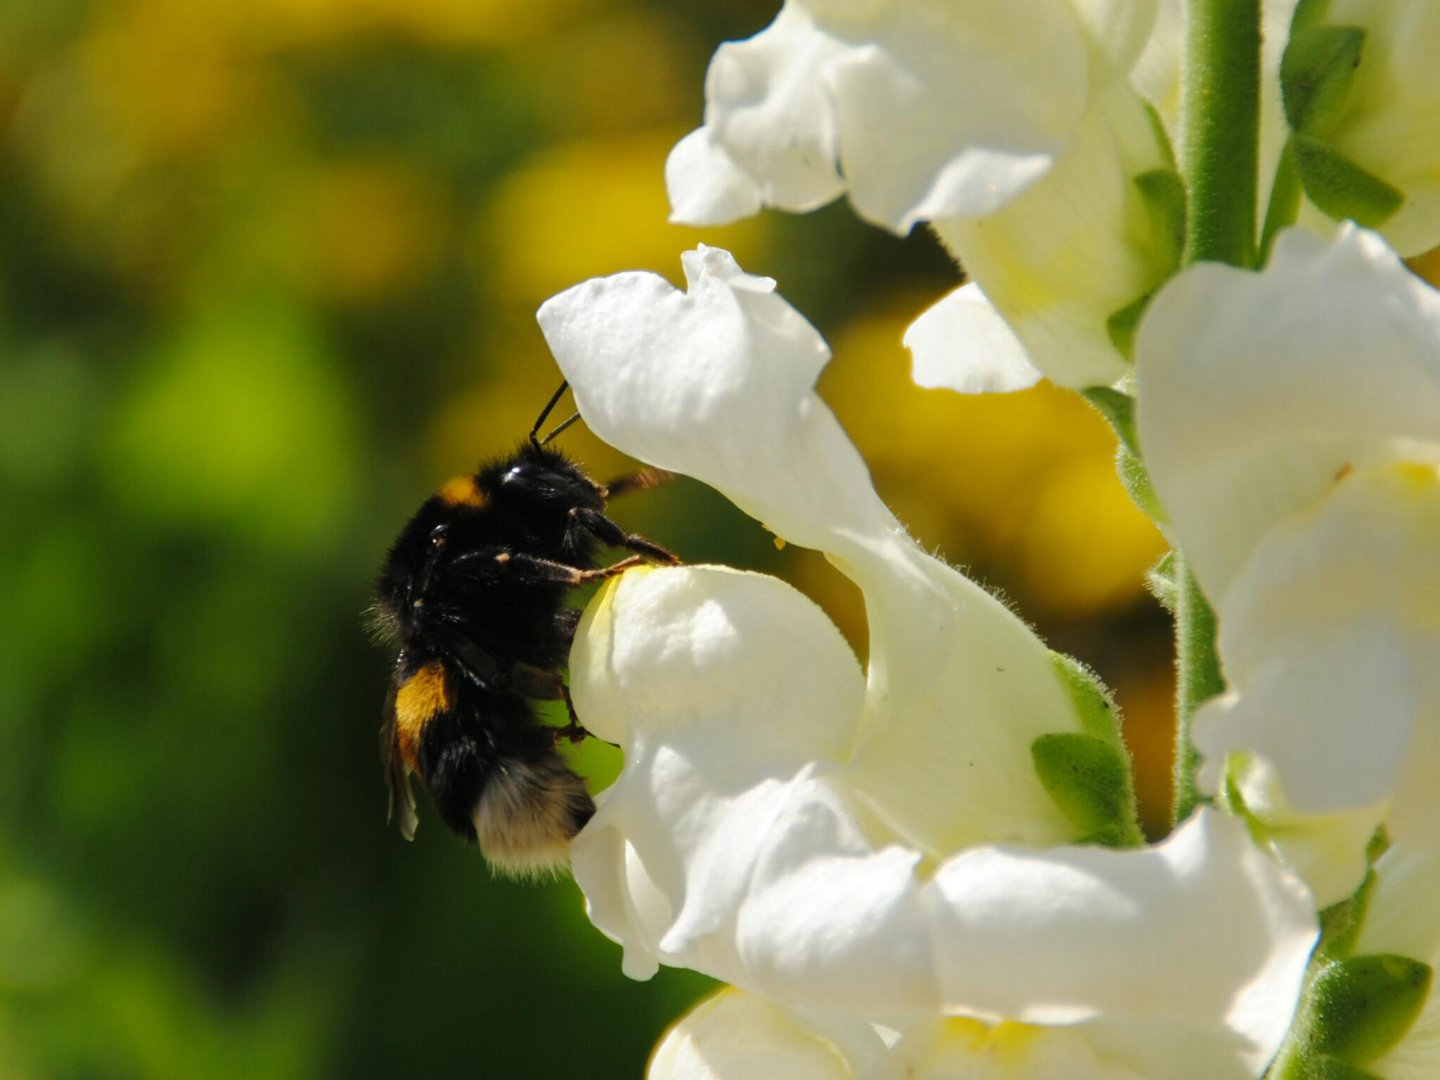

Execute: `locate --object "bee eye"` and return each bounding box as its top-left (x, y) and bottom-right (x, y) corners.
top-left (429, 524), bottom-right (448, 548)
top-left (503, 465), bottom-right (528, 484)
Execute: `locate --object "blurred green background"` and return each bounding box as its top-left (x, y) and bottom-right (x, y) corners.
top-left (0, 1), bottom-right (1174, 1075)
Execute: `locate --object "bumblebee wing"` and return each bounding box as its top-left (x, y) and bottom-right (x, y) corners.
top-left (381, 678), bottom-right (420, 841)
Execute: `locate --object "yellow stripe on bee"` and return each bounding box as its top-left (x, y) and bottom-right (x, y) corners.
top-left (393, 661), bottom-right (453, 769)
top-left (436, 474), bottom-right (486, 508)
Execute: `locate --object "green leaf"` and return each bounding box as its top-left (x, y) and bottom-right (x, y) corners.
top-left (1292, 134), bottom-right (1404, 227)
top-left (1032, 732), bottom-right (1142, 848)
top-left (1310, 955), bottom-right (1432, 1063)
top-left (1282, 25), bottom-right (1366, 136)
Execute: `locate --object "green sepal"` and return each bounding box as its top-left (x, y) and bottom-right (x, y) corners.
top-left (1116, 442), bottom-right (1166, 524)
top-left (1081, 387), bottom-right (1139, 457)
top-left (1282, 24), bottom-right (1365, 136)
top-left (1101, 167), bottom-right (1185, 361)
top-left (1052, 652), bottom-right (1123, 744)
top-left (1105, 293), bottom-right (1152, 361)
top-left (1146, 551), bottom-right (1177, 613)
top-left (1048, 653), bottom-right (1142, 845)
top-left (1073, 390), bottom-right (1166, 522)
top-left (1318, 868), bottom-right (1378, 961)
top-left (1290, 0), bottom-right (1335, 34)
top-left (1135, 168), bottom-right (1188, 271)
top-left (1309, 954), bottom-right (1433, 1063)
top-left (1292, 134), bottom-right (1404, 228)
top-left (1141, 100), bottom-right (1179, 171)
top-left (1301, 1058), bottom-right (1385, 1080)
top-left (1032, 733), bottom-right (1143, 848)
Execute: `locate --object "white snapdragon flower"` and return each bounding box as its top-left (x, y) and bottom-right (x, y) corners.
top-left (667, 1), bottom-right (1157, 233)
top-left (648, 989), bottom-right (883, 1080)
top-left (651, 982), bottom-right (1373, 1079)
top-left (649, 985), bottom-right (1200, 1079)
top-left (919, 79), bottom-right (1180, 391)
top-left (666, 1), bottom-right (1172, 391)
top-left (1135, 224), bottom-right (1440, 904)
top-left (1285, 0), bottom-right (1440, 256)
top-left (538, 246), bottom-right (1317, 1075)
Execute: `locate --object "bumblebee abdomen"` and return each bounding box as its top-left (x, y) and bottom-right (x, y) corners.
top-left (472, 752), bottom-right (595, 878)
top-left (391, 660), bottom-right (454, 772)
top-left (416, 685), bottom-right (594, 875)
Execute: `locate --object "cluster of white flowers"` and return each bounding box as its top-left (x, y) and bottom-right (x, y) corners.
top-left (534, 2), bottom-right (1440, 1076)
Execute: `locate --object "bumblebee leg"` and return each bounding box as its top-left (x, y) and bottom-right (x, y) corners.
top-left (505, 662), bottom-right (593, 745)
top-left (557, 684), bottom-right (589, 744)
top-left (556, 608), bottom-right (582, 643)
top-left (509, 662), bottom-right (565, 701)
top-left (601, 468), bottom-right (675, 499)
top-left (569, 506), bottom-right (680, 564)
top-left (502, 552), bottom-right (647, 586)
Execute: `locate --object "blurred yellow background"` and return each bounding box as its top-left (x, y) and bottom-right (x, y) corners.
top-left (0, 1), bottom-right (1175, 1075)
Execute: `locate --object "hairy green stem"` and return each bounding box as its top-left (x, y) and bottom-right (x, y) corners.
top-left (1169, 0), bottom-right (1260, 822)
top-left (1172, 554), bottom-right (1224, 825)
top-left (1182, 0), bottom-right (1262, 268)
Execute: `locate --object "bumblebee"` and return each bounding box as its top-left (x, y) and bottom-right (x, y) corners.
top-left (371, 384), bottom-right (675, 876)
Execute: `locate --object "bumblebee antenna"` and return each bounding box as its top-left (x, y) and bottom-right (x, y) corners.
top-left (531, 380), bottom-right (583, 448)
top-left (530, 380), bottom-right (569, 448)
top-left (538, 411), bottom-right (581, 446)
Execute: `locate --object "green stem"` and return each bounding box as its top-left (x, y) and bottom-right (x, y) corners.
top-left (1172, 554), bottom-right (1223, 825)
top-left (1182, 0), bottom-right (1262, 268)
top-left (1168, 0), bottom-right (1260, 824)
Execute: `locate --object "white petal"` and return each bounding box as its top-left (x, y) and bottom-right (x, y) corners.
top-left (886, 1018), bottom-right (1145, 1080)
top-left (1066, 0), bottom-right (1158, 77)
top-left (1135, 224), bottom-right (1440, 603)
top-left (904, 283), bottom-right (1043, 394)
top-left (542, 246), bottom-right (1086, 854)
top-left (1195, 625), bottom-right (1415, 817)
top-left (823, 0), bottom-right (1091, 230)
top-left (666, 128), bottom-right (764, 227)
top-left (932, 83), bottom-right (1177, 390)
top-left (569, 566), bottom-right (862, 755)
top-left (668, 4), bottom-right (847, 226)
top-left (1354, 846), bottom-right (1440, 964)
top-left (1187, 464), bottom-right (1440, 900)
top-left (669, 1), bottom-right (1098, 233)
top-left (928, 811), bottom-right (1317, 1075)
top-left (570, 566), bottom-right (866, 982)
top-left (648, 989), bottom-right (862, 1080)
top-left (569, 570), bottom-right (1315, 1052)
top-left (1208, 747), bottom-right (1388, 908)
